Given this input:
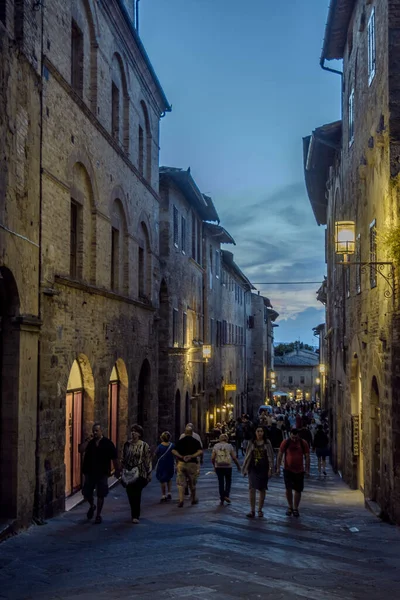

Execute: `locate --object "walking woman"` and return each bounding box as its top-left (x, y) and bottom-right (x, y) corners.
top-left (242, 426), bottom-right (274, 518)
top-left (211, 433), bottom-right (241, 505)
top-left (121, 424), bottom-right (152, 524)
top-left (155, 431), bottom-right (175, 502)
top-left (313, 424), bottom-right (329, 476)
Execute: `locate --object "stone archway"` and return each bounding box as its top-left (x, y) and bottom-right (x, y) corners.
top-left (0, 267), bottom-right (20, 519)
top-left (108, 358), bottom-right (128, 457)
top-left (370, 376), bottom-right (381, 502)
top-left (64, 354), bottom-right (95, 498)
top-left (137, 359), bottom-right (151, 430)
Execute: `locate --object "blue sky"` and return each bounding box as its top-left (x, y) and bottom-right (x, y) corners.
top-left (140, 0), bottom-right (341, 346)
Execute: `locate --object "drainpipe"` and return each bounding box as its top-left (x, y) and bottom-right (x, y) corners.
top-left (34, 0), bottom-right (45, 521)
top-left (320, 56), bottom-right (343, 77)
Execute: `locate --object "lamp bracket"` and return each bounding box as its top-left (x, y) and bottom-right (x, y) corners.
top-left (337, 261), bottom-right (395, 299)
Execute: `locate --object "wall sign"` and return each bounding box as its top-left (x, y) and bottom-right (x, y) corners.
top-left (352, 414), bottom-right (360, 457)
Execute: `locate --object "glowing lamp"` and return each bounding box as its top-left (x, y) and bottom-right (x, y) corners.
top-left (335, 221), bottom-right (355, 255)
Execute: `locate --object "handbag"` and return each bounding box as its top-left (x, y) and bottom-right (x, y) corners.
top-left (122, 441), bottom-right (143, 486)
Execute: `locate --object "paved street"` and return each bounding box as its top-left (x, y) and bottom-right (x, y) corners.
top-left (1, 453), bottom-right (400, 600)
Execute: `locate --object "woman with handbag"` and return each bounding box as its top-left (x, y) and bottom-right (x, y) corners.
top-left (242, 426), bottom-right (274, 518)
top-left (155, 431), bottom-right (175, 502)
top-left (121, 424), bottom-right (152, 524)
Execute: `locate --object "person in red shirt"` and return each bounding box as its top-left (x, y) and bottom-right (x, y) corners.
top-left (276, 428), bottom-right (310, 517)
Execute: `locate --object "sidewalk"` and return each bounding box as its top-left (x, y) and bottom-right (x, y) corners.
top-left (0, 453), bottom-right (400, 599)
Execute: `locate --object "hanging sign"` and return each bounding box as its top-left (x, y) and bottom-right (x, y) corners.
top-left (352, 415), bottom-right (360, 456)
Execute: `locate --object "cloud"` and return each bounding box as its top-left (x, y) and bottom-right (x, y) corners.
top-left (218, 181), bottom-right (326, 329)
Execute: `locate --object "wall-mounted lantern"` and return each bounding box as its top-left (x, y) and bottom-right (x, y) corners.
top-left (335, 221), bottom-right (355, 256)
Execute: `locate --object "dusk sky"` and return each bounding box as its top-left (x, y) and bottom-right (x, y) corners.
top-left (140, 0), bottom-right (341, 346)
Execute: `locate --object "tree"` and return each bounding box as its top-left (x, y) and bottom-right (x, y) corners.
top-left (274, 342), bottom-right (316, 356)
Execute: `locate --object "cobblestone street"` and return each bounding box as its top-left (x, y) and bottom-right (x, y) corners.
top-left (1, 453), bottom-right (400, 600)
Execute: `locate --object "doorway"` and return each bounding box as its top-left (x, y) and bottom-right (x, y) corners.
top-left (64, 360), bottom-right (84, 497)
top-left (370, 377), bottom-right (380, 502)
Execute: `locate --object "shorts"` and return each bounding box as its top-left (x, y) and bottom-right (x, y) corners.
top-left (82, 474), bottom-right (109, 499)
top-left (176, 461), bottom-right (198, 488)
top-left (316, 448), bottom-right (330, 459)
top-left (283, 470), bottom-right (304, 493)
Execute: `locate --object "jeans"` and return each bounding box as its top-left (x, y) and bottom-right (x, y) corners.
top-left (126, 477), bottom-right (148, 519)
top-left (216, 467), bottom-right (232, 501)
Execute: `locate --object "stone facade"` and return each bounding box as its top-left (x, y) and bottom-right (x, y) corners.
top-left (0, 0), bottom-right (42, 527)
top-left (273, 349), bottom-right (319, 403)
top-left (305, 0), bottom-right (400, 523)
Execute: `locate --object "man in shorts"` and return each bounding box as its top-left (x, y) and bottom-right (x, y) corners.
top-left (172, 425), bottom-right (203, 507)
top-left (80, 423), bottom-right (120, 524)
top-left (276, 427), bottom-right (310, 517)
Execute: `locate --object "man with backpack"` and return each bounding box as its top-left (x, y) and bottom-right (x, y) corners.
top-left (276, 428), bottom-right (310, 517)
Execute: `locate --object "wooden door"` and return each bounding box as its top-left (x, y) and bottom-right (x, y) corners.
top-left (64, 392), bottom-right (73, 497)
top-left (72, 391), bottom-right (83, 493)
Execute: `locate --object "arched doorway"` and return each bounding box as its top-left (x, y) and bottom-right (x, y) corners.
top-left (108, 358), bottom-right (128, 456)
top-left (0, 267), bottom-right (20, 519)
top-left (351, 354), bottom-right (364, 490)
top-left (371, 376), bottom-right (380, 502)
top-left (174, 389), bottom-right (181, 440)
top-left (64, 354), bottom-right (95, 498)
top-left (138, 359), bottom-right (151, 428)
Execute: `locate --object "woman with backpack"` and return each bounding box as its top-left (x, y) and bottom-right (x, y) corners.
top-left (313, 424), bottom-right (330, 476)
top-left (242, 427), bottom-right (274, 518)
top-left (211, 433), bottom-right (241, 505)
top-left (154, 431), bottom-right (175, 502)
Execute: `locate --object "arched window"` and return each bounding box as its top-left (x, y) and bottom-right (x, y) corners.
top-left (139, 100), bottom-right (152, 181)
top-left (70, 0), bottom-right (97, 110)
top-left (111, 53), bottom-right (129, 152)
top-left (110, 199), bottom-right (128, 294)
top-left (70, 162), bottom-right (96, 284)
top-left (138, 221), bottom-right (151, 301)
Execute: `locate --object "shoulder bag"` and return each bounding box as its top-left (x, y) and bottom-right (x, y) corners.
top-left (122, 441), bottom-right (143, 486)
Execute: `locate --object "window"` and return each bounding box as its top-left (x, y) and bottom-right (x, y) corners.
top-left (210, 318), bottom-right (214, 345)
top-left (248, 315), bottom-right (254, 329)
top-left (70, 201), bottom-right (79, 278)
top-left (0, 2), bottom-right (6, 26)
top-left (138, 246), bottom-right (145, 297)
top-left (112, 82), bottom-right (120, 139)
top-left (181, 216), bottom-right (186, 253)
top-left (215, 250), bottom-right (220, 278)
top-left (216, 320), bottom-right (221, 347)
top-left (71, 20), bottom-right (84, 96)
top-left (289, 376), bottom-right (293, 384)
top-left (191, 215), bottom-right (196, 259)
top-left (173, 205), bottom-right (179, 247)
top-left (223, 320), bottom-right (227, 344)
top-left (370, 220), bottom-right (377, 288)
top-left (368, 8), bottom-right (376, 85)
top-left (138, 125), bottom-right (144, 175)
top-left (356, 234), bottom-right (361, 294)
top-left (111, 227), bottom-right (119, 291)
top-left (300, 376), bottom-right (305, 384)
top-left (348, 88), bottom-right (355, 146)
top-left (182, 312), bottom-right (187, 347)
top-left (173, 309), bottom-right (179, 347)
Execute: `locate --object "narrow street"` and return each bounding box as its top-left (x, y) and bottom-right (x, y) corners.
top-left (0, 453), bottom-right (399, 600)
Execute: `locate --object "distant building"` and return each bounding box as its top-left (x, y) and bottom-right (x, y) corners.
top-left (274, 347), bottom-right (319, 403)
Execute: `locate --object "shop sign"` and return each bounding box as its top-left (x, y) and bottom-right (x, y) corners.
top-left (352, 415), bottom-right (360, 456)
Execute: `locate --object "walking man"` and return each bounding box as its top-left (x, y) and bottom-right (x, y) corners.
top-left (79, 423), bottom-right (120, 524)
top-left (180, 422), bottom-right (203, 496)
top-left (172, 425), bottom-right (203, 507)
top-left (276, 428), bottom-right (310, 517)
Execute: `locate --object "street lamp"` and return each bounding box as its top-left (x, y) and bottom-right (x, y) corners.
top-left (319, 364), bottom-right (326, 375)
top-left (335, 221), bottom-right (355, 258)
top-left (316, 377), bottom-right (321, 385)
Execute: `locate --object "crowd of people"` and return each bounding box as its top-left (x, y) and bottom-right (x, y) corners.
top-left (79, 403), bottom-right (330, 524)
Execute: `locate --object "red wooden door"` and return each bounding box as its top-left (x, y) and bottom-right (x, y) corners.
top-left (72, 391), bottom-right (83, 493)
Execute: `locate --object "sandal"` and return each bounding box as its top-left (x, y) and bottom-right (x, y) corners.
top-left (246, 511), bottom-right (256, 519)
top-left (293, 509), bottom-right (300, 517)
top-left (286, 508), bottom-right (293, 516)
top-left (258, 510), bottom-right (264, 518)
top-left (94, 515), bottom-right (102, 524)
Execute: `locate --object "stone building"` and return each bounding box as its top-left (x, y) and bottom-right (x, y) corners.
top-left (304, 0), bottom-right (400, 522)
top-left (158, 167), bottom-right (219, 440)
top-left (1, 0), bottom-right (171, 521)
top-left (246, 293), bottom-right (279, 416)
top-left (273, 348), bottom-right (319, 403)
top-left (0, 0), bottom-right (42, 528)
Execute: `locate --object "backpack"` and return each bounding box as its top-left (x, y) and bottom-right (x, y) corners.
top-left (283, 438), bottom-right (307, 454)
top-left (215, 444), bottom-right (232, 467)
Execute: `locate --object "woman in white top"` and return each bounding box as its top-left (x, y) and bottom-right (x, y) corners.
top-left (211, 434), bottom-right (241, 505)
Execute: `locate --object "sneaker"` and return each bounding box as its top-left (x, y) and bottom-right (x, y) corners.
top-left (224, 497), bottom-right (231, 504)
top-left (323, 471), bottom-right (327, 476)
top-left (160, 496), bottom-right (167, 503)
top-left (132, 518), bottom-right (139, 524)
top-left (87, 504), bottom-right (96, 520)
top-left (167, 494), bottom-right (172, 501)
top-left (191, 498), bottom-right (199, 505)
top-left (177, 501), bottom-right (184, 508)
